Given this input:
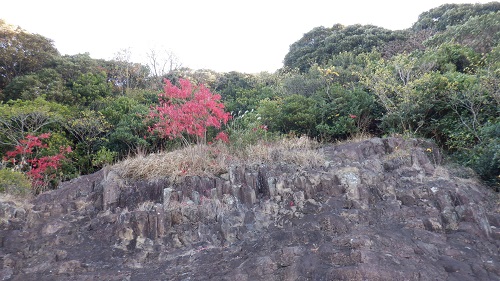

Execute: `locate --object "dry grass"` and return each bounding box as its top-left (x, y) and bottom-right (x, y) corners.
top-left (243, 135), bottom-right (324, 166)
top-left (115, 143), bottom-right (230, 181)
top-left (113, 135), bottom-right (325, 181)
top-left (334, 132), bottom-right (374, 145)
top-left (383, 145), bottom-right (412, 162)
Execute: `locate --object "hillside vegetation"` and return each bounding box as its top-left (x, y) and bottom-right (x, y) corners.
top-left (0, 2), bottom-right (499, 194)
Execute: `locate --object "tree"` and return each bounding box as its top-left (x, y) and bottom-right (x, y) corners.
top-left (444, 72), bottom-right (494, 144)
top-left (2, 68), bottom-right (72, 103)
top-left (71, 72), bottom-right (112, 105)
top-left (106, 48), bottom-right (150, 94)
top-left (279, 94), bottom-right (317, 136)
top-left (148, 78), bottom-right (231, 144)
top-left (99, 96), bottom-right (150, 154)
top-left (146, 48), bottom-right (181, 90)
top-left (283, 26), bottom-right (333, 72)
top-left (481, 45), bottom-right (500, 105)
top-left (283, 24), bottom-right (404, 72)
top-left (0, 97), bottom-right (69, 148)
top-left (314, 85), bottom-right (377, 140)
top-left (0, 20), bottom-right (59, 89)
top-left (412, 2), bottom-right (500, 31)
top-left (53, 53), bottom-right (101, 82)
top-left (424, 12), bottom-right (500, 54)
top-left (257, 98), bottom-right (282, 132)
top-left (423, 43), bottom-right (481, 74)
top-left (360, 52), bottom-right (439, 134)
top-left (257, 95), bottom-right (317, 136)
top-left (381, 29), bottom-right (435, 58)
top-left (280, 67), bottom-right (324, 97)
top-left (64, 110), bottom-right (110, 172)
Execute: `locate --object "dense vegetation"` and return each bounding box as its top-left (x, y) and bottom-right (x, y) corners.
top-left (0, 2), bottom-right (499, 194)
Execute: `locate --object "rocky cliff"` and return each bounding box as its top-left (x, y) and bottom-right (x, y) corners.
top-left (1, 137), bottom-right (499, 280)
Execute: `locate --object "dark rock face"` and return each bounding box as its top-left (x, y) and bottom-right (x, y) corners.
top-left (1, 137), bottom-right (499, 280)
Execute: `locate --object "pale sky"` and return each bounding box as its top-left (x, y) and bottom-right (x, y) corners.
top-left (1, 0), bottom-right (495, 73)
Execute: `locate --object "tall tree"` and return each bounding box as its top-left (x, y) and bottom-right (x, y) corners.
top-left (412, 2), bottom-right (500, 31)
top-left (2, 68), bottom-right (71, 103)
top-left (0, 98), bottom-right (69, 148)
top-left (101, 49), bottom-right (151, 94)
top-left (0, 20), bottom-right (59, 89)
top-left (284, 24), bottom-right (403, 72)
top-left (425, 12), bottom-right (500, 54)
top-left (53, 53), bottom-right (101, 82)
top-left (146, 48), bottom-right (181, 89)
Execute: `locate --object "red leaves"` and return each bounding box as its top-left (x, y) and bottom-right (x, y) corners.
top-left (27, 154), bottom-right (64, 184)
top-left (252, 125), bottom-right (268, 132)
top-left (149, 79), bottom-right (231, 143)
top-left (214, 131), bottom-right (229, 143)
top-left (3, 133), bottom-right (72, 190)
top-left (5, 133), bottom-right (50, 158)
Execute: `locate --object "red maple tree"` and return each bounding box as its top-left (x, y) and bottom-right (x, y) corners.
top-left (3, 133), bottom-right (72, 191)
top-left (148, 78), bottom-right (231, 143)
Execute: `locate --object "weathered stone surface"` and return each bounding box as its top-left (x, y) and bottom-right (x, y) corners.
top-left (0, 137), bottom-right (499, 280)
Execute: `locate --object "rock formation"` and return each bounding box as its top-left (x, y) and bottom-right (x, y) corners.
top-left (1, 137), bottom-right (499, 280)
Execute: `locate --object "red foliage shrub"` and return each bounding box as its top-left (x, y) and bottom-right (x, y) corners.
top-left (3, 133), bottom-right (72, 191)
top-left (148, 79), bottom-right (231, 143)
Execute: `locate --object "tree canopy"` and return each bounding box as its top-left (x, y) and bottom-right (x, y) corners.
top-left (0, 2), bottom-right (499, 192)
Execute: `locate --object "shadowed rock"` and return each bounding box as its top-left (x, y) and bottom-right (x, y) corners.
top-left (1, 137), bottom-right (499, 280)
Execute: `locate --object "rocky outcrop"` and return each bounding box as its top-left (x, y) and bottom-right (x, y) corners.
top-left (1, 137), bottom-right (499, 280)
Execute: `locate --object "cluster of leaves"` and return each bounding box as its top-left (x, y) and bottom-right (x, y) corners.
top-left (148, 78), bottom-right (231, 143)
top-left (412, 2), bottom-right (500, 31)
top-left (283, 24), bottom-right (406, 72)
top-left (0, 169), bottom-right (31, 196)
top-left (2, 133), bottom-right (71, 193)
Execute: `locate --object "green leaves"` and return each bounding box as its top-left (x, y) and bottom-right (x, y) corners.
top-left (412, 2), bottom-right (500, 31)
top-left (257, 95), bottom-right (317, 136)
top-left (65, 110), bottom-right (110, 146)
top-left (0, 169), bottom-right (31, 196)
top-left (424, 12), bottom-right (500, 54)
top-left (2, 68), bottom-right (72, 103)
top-left (71, 72), bottom-right (112, 105)
top-left (0, 21), bottom-right (59, 88)
top-left (315, 85), bottom-right (376, 140)
top-left (284, 24), bottom-right (404, 72)
top-left (0, 98), bottom-right (70, 147)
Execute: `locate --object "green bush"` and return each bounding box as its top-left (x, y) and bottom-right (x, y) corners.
top-left (227, 110), bottom-right (277, 149)
top-left (468, 122), bottom-right (500, 190)
top-left (314, 85), bottom-right (377, 140)
top-left (92, 147), bottom-right (118, 168)
top-left (0, 169), bottom-right (32, 196)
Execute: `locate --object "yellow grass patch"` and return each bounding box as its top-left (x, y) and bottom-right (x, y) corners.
top-left (114, 135), bottom-right (325, 181)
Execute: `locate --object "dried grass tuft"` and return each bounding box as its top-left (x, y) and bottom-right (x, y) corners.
top-left (243, 135), bottom-right (324, 166)
top-left (116, 143), bottom-right (230, 181)
top-left (114, 135), bottom-right (325, 181)
top-left (334, 132), bottom-right (374, 145)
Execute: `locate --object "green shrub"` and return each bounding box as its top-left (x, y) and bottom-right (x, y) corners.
top-left (314, 85), bottom-right (377, 141)
top-left (468, 122), bottom-right (500, 190)
top-left (258, 95), bottom-right (317, 136)
top-left (227, 110), bottom-right (278, 150)
top-left (0, 169), bottom-right (32, 196)
top-left (92, 147), bottom-right (118, 168)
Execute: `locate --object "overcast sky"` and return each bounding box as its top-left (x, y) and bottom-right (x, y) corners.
top-left (1, 1), bottom-right (494, 73)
